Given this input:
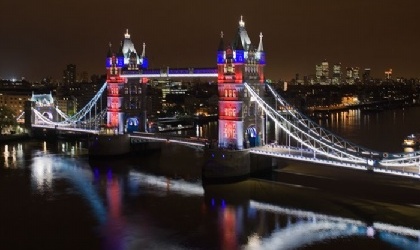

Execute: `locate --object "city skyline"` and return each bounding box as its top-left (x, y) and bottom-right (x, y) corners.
top-left (1, 0), bottom-right (420, 82)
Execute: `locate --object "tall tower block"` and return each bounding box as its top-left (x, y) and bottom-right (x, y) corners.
top-left (217, 16), bottom-right (266, 150)
top-left (105, 30), bottom-right (149, 134)
top-left (105, 42), bottom-right (125, 134)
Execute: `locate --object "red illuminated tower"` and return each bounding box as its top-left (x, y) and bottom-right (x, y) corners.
top-left (217, 16), bottom-right (266, 149)
top-left (105, 42), bottom-right (125, 134)
top-left (105, 30), bottom-right (149, 134)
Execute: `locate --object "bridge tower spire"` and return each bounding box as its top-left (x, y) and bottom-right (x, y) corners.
top-left (257, 32), bottom-right (265, 83)
top-left (216, 16), bottom-right (267, 149)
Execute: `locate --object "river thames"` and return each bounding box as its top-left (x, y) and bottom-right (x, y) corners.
top-left (1, 107), bottom-right (420, 249)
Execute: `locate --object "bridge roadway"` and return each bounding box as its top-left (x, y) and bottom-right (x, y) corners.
top-left (32, 124), bottom-right (100, 134)
top-left (32, 124), bottom-right (420, 179)
top-left (129, 132), bottom-right (208, 150)
top-left (129, 133), bottom-right (420, 179)
top-left (250, 144), bottom-right (420, 179)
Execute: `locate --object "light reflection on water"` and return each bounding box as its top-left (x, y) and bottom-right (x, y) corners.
top-left (3, 144), bottom-right (21, 168)
top-left (31, 155), bottom-right (420, 249)
top-left (317, 107), bottom-right (420, 153)
top-left (32, 156), bottom-right (53, 194)
top-left (244, 201), bottom-right (420, 250)
top-left (1, 138), bottom-right (420, 249)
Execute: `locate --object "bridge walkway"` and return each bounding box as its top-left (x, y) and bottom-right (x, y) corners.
top-left (251, 144), bottom-right (420, 179)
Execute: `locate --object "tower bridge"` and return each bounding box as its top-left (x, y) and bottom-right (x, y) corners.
top-left (26, 17), bottom-right (420, 181)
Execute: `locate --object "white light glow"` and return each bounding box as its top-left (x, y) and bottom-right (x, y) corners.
top-left (129, 171), bottom-right (204, 196)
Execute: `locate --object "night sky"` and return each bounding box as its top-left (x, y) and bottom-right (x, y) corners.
top-left (1, 0), bottom-right (420, 82)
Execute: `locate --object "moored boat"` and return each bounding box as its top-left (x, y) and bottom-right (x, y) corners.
top-left (402, 134), bottom-right (420, 147)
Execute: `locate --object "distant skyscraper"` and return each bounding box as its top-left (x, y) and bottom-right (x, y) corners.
top-left (345, 67), bottom-right (360, 84)
top-left (315, 59), bottom-right (329, 84)
top-left (346, 67), bottom-right (354, 84)
top-left (315, 64), bottom-right (322, 83)
top-left (321, 60), bottom-right (329, 79)
top-left (63, 64), bottom-right (76, 86)
top-left (362, 68), bottom-right (371, 83)
top-left (332, 63), bottom-right (341, 85)
top-left (315, 60), bottom-right (331, 84)
top-left (353, 67), bottom-right (360, 82)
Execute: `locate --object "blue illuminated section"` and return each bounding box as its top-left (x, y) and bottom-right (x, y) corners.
top-left (169, 68), bottom-right (190, 74)
top-left (106, 57), bottom-right (112, 68)
top-left (236, 50), bottom-right (244, 63)
top-left (193, 68), bottom-right (217, 74)
top-left (142, 58), bottom-right (149, 69)
top-left (217, 51), bottom-right (224, 64)
top-left (259, 52), bottom-right (266, 65)
top-left (143, 69), bottom-right (160, 74)
top-left (117, 57), bottom-right (124, 67)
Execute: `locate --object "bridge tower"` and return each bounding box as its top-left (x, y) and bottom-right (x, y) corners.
top-left (105, 30), bottom-right (149, 134)
top-left (30, 92), bottom-right (58, 125)
top-left (217, 16), bottom-right (266, 149)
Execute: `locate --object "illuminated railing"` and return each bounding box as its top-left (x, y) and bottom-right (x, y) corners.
top-left (245, 82), bottom-right (368, 164)
top-left (248, 82), bottom-right (420, 176)
top-left (32, 82), bottom-right (107, 133)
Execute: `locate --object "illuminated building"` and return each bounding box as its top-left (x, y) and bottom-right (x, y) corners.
top-left (321, 60), bottom-right (329, 79)
top-left (315, 64), bottom-right (322, 83)
top-left (315, 60), bottom-right (330, 84)
top-left (345, 67), bottom-right (359, 85)
top-left (63, 64), bottom-right (76, 86)
top-left (0, 79), bottom-right (32, 121)
top-left (353, 67), bottom-right (360, 82)
top-left (385, 68), bottom-right (392, 80)
top-left (55, 96), bottom-right (76, 116)
top-left (217, 16), bottom-right (266, 149)
top-left (332, 63), bottom-right (341, 85)
top-left (105, 30), bottom-right (148, 133)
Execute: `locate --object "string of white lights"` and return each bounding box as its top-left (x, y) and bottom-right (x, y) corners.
top-left (245, 83), bottom-right (366, 163)
top-left (265, 83), bottom-right (378, 155)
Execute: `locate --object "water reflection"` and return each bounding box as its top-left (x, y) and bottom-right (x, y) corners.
top-left (404, 147), bottom-right (415, 153)
top-left (27, 155), bottom-right (420, 249)
top-left (320, 107), bottom-right (420, 152)
top-left (194, 121), bottom-right (218, 139)
top-left (30, 155), bottom-right (107, 224)
top-left (32, 157), bottom-right (53, 194)
top-left (2, 143), bottom-right (23, 168)
top-left (101, 172), bottom-right (126, 250)
top-left (128, 171), bottom-right (204, 196)
top-left (58, 141), bottom-right (87, 156)
top-left (2, 138), bottom-right (420, 249)
top-left (243, 201), bottom-right (420, 249)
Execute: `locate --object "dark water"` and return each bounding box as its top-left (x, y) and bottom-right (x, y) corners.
top-left (1, 108), bottom-right (420, 250)
top-left (317, 107), bottom-right (420, 153)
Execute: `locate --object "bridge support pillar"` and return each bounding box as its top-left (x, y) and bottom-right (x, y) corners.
top-left (202, 149), bottom-right (273, 184)
top-left (88, 134), bottom-right (131, 157)
top-left (250, 153), bottom-right (274, 176)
